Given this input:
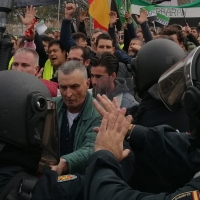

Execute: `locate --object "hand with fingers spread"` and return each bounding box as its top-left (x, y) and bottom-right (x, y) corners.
top-left (93, 94), bottom-right (122, 119)
top-left (94, 108), bottom-right (132, 161)
top-left (20, 5), bottom-right (37, 26)
top-left (135, 8), bottom-right (148, 25)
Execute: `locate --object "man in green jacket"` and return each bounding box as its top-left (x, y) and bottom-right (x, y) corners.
top-left (51, 60), bottom-right (102, 175)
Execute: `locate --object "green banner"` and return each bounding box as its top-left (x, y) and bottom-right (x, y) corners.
top-left (115, 0), bottom-right (126, 23)
top-left (156, 13), bottom-right (170, 25)
top-left (115, 0), bottom-right (138, 28)
top-left (130, 0), bottom-right (200, 8)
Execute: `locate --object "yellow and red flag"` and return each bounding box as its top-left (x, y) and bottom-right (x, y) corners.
top-left (88, 0), bottom-right (111, 31)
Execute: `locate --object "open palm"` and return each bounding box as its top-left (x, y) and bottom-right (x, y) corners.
top-left (20, 6), bottom-right (37, 26)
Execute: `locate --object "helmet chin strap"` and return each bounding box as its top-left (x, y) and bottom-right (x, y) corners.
top-left (0, 142), bottom-right (6, 152)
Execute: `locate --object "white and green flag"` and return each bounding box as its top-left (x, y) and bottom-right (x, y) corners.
top-left (156, 13), bottom-right (170, 25)
top-left (141, 5), bottom-right (157, 21)
top-left (131, 0), bottom-right (200, 18)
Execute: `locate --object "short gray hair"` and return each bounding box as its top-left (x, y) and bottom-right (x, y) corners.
top-left (14, 47), bottom-right (39, 66)
top-left (58, 61), bottom-right (88, 79)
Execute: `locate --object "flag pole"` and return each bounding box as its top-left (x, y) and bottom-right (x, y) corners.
top-left (57, 0), bottom-right (61, 29)
top-left (125, 0), bottom-right (127, 11)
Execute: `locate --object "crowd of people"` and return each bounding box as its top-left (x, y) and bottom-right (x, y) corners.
top-left (1, 2), bottom-right (200, 200)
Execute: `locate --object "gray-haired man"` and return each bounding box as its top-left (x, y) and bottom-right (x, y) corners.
top-left (51, 61), bottom-right (102, 175)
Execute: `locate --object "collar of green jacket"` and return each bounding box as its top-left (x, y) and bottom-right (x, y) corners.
top-left (54, 92), bottom-right (95, 121)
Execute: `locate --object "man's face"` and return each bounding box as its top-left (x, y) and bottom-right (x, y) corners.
top-left (191, 29), bottom-right (199, 39)
top-left (91, 66), bottom-right (110, 89)
top-left (76, 38), bottom-right (87, 47)
top-left (58, 70), bottom-right (90, 113)
top-left (54, 31), bottom-right (60, 39)
top-left (118, 31), bottom-right (124, 44)
top-left (95, 39), bottom-right (115, 54)
top-left (137, 32), bottom-right (144, 41)
top-left (91, 32), bottom-right (102, 50)
top-left (67, 49), bottom-right (90, 67)
top-left (42, 41), bottom-right (49, 53)
top-left (128, 40), bottom-right (142, 53)
top-left (48, 44), bottom-right (66, 68)
top-left (12, 52), bottom-right (38, 75)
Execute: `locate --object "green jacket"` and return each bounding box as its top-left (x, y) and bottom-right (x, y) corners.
top-left (54, 92), bottom-right (102, 173)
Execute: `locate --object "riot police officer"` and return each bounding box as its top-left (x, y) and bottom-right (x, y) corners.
top-left (130, 39), bottom-right (190, 132)
top-left (0, 71), bottom-right (84, 200)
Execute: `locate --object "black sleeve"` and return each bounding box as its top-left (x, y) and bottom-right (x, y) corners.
top-left (187, 34), bottom-right (199, 47)
top-left (34, 32), bottom-right (48, 68)
top-left (108, 25), bottom-right (121, 50)
top-left (60, 19), bottom-right (77, 52)
top-left (78, 21), bottom-right (87, 36)
top-left (71, 23), bottom-right (76, 34)
top-left (119, 141), bottom-right (135, 182)
top-left (85, 150), bottom-right (200, 200)
top-left (32, 170), bottom-right (84, 200)
top-left (127, 23), bottom-right (137, 39)
top-left (140, 22), bottom-right (153, 43)
top-left (129, 125), bottom-right (200, 180)
top-left (123, 29), bottom-right (131, 53)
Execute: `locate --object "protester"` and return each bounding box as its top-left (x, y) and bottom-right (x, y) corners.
top-left (51, 61), bottom-right (102, 175)
top-left (90, 52), bottom-right (138, 108)
top-left (12, 47), bottom-right (58, 97)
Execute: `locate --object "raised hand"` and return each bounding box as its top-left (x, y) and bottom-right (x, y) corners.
top-left (94, 106), bottom-right (132, 161)
top-left (79, 10), bottom-right (89, 22)
top-left (93, 94), bottom-right (120, 117)
top-left (20, 5), bottom-right (37, 26)
top-left (135, 8), bottom-right (148, 25)
top-left (65, 3), bottom-right (76, 20)
top-left (125, 12), bottom-right (132, 24)
top-left (109, 11), bottom-right (119, 28)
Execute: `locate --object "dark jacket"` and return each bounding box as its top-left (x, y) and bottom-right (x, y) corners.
top-left (32, 170), bottom-right (85, 200)
top-left (60, 19), bottom-right (77, 52)
top-left (34, 32), bottom-right (48, 68)
top-left (128, 92), bottom-right (190, 133)
top-left (129, 125), bottom-right (200, 193)
top-left (141, 22), bottom-right (153, 43)
top-left (85, 150), bottom-right (200, 200)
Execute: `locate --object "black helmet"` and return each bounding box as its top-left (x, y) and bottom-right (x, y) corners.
top-left (132, 39), bottom-right (186, 98)
top-left (0, 71), bottom-right (59, 172)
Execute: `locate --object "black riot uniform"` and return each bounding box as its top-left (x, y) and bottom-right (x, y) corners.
top-left (85, 47), bottom-right (200, 199)
top-left (129, 39), bottom-right (190, 133)
top-left (85, 150), bottom-right (200, 200)
top-left (0, 71), bottom-right (85, 200)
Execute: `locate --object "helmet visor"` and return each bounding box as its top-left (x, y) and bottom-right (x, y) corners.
top-left (158, 47), bottom-right (200, 111)
top-left (40, 100), bottom-right (60, 167)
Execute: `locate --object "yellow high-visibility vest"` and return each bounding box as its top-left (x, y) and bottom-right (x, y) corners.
top-left (42, 59), bottom-right (54, 80)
